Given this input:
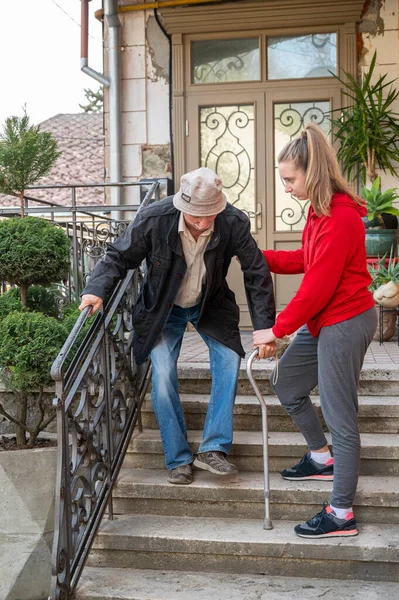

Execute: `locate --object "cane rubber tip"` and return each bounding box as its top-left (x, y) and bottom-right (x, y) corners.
top-left (263, 521), bottom-right (273, 530)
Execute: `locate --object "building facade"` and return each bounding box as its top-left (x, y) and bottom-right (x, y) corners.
top-left (101, 0), bottom-right (399, 315)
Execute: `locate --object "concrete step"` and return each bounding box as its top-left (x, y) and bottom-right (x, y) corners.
top-left (87, 514), bottom-right (399, 582)
top-left (76, 567), bottom-right (399, 599)
top-left (176, 362), bottom-right (399, 396)
top-left (141, 394), bottom-right (399, 433)
top-left (112, 468), bottom-right (399, 525)
top-left (126, 430), bottom-right (399, 476)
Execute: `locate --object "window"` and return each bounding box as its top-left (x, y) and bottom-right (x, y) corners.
top-left (192, 38), bottom-right (260, 84)
top-left (267, 33), bottom-right (337, 80)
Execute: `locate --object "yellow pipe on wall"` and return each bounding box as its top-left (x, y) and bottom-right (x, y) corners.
top-left (95, 0), bottom-right (226, 19)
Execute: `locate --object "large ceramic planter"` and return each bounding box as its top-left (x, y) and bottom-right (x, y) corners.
top-left (365, 229), bottom-right (398, 257)
top-left (0, 446), bottom-right (57, 600)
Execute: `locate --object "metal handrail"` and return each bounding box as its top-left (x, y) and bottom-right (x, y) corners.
top-left (246, 348), bottom-right (273, 530)
top-left (49, 183), bottom-right (158, 599)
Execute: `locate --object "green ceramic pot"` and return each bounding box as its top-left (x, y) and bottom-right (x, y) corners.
top-left (365, 229), bottom-right (398, 257)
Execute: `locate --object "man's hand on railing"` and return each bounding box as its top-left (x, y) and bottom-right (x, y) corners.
top-left (79, 294), bottom-right (103, 316)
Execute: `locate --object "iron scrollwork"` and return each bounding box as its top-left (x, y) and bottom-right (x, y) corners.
top-left (275, 102), bottom-right (330, 230)
top-left (201, 105), bottom-right (256, 229)
top-left (50, 189), bottom-right (156, 599)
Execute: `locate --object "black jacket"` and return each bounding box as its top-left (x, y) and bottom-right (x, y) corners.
top-left (82, 197), bottom-right (275, 364)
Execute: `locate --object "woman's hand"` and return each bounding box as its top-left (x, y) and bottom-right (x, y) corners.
top-left (79, 294), bottom-right (103, 316)
top-left (253, 328), bottom-right (277, 346)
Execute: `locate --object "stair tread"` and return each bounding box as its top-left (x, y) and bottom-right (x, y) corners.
top-left (132, 429), bottom-right (399, 449)
top-left (146, 393), bottom-right (399, 405)
top-left (114, 468), bottom-right (399, 502)
top-left (143, 394), bottom-right (399, 413)
top-left (76, 567), bottom-right (399, 600)
top-left (177, 362), bottom-right (399, 378)
top-left (93, 514), bottom-right (399, 561)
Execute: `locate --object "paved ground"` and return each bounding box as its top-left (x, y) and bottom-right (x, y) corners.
top-left (179, 331), bottom-right (399, 366)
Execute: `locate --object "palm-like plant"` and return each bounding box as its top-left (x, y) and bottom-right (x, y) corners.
top-left (361, 176), bottom-right (399, 227)
top-left (330, 52), bottom-right (399, 184)
top-left (368, 249), bottom-right (399, 292)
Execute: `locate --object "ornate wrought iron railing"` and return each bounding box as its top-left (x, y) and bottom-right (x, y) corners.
top-left (0, 178), bottom-right (170, 301)
top-left (49, 186), bottom-right (157, 599)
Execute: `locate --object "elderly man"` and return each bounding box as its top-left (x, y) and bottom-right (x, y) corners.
top-left (79, 167), bottom-right (275, 484)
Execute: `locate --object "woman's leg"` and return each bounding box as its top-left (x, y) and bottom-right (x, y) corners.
top-left (318, 307), bottom-right (377, 508)
top-left (272, 325), bottom-right (327, 451)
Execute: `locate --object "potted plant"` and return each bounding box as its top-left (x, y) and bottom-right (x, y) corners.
top-left (361, 176), bottom-right (399, 256)
top-left (368, 251), bottom-right (399, 341)
top-left (330, 52), bottom-right (399, 256)
top-left (330, 52), bottom-right (399, 185)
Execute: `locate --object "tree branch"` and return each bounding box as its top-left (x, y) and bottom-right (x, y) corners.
top-left (0, 402), bottom-right (29, 431)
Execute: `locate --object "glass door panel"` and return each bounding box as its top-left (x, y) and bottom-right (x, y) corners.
top-left (200, 104), bottom-right (256, 230)
top-left (186, 93), bottom-right (266, 327)
top-left (274, 100), bottom-right (331, 231)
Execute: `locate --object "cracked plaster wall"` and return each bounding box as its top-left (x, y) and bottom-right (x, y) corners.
top-left (107, 9), bottom-right (172, 206)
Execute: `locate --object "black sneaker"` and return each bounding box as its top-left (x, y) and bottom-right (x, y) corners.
top-left (281, 452), bottom-right (334, 481)
top-left (194, 451), bottom-right (238, 475)
top-left (295, 502), bottom-right (358, 538)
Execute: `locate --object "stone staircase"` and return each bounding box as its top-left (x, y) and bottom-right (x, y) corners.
top-left (76, 360), bottom-right (399, 599)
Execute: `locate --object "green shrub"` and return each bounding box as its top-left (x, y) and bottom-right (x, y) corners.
top-left (0, 311), bottom-right (68, 445)
top-left (0, 311), bottom-right (67, 392)
top-left (0, 288), bottom-right (23, 318)
top-left (0, 286), bottom-right (59, 319)
top-left (0, 216), bottom-right (70, 306)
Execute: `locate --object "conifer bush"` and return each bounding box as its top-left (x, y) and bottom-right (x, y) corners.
top-left (0, 312), bottom-right (67, 446)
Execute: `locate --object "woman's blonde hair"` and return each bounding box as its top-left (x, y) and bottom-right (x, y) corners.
top-left (278, 123), bottom-right (362, 217)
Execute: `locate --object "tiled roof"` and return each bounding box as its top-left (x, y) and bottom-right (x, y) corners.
top-left (0, 113), bottom-right (105, 208)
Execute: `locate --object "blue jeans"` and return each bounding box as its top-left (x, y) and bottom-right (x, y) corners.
top-left (150, 303), bottom-right (241, 470)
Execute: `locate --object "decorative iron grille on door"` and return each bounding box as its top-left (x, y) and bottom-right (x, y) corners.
top-left (274, 100), bottom-right (331, 231)
top-left (200, 104), bottom-right (259, 230)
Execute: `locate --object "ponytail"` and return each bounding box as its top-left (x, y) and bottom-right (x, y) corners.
top-left (278, 124), bottom-right (363, 217)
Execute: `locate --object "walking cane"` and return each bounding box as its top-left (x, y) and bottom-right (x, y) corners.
top-left (246, 348), bottom-right (273, 530)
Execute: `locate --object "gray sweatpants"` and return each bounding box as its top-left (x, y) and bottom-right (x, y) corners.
top-left (271, 307), bottom-right (377, 508)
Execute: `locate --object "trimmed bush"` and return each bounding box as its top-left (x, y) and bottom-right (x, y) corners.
top-left (0, 311), bottom-right (68, 445)
top-left (0, 216), bottom-right (70, 288)
top-left (0, 286), bottom-right (59, 319)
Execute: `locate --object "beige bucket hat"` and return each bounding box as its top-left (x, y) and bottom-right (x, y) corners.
top-left (173, 167), bottom-right (227, 217)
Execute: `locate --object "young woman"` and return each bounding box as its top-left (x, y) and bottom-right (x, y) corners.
top-left (253, 124), bottom-right (377, 539)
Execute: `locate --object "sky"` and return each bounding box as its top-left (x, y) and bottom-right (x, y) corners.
top-left (0, 0), bottom-right (104, 127)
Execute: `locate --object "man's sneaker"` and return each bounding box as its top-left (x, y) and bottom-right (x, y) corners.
top-left (194, 451), bottom-right (238, 475)
top-left (167, 463), bottom-right (193, 485)
top-left (295, 502), bottom-right (358, 538)
top-left (281, 452), bottom-right (334, 481)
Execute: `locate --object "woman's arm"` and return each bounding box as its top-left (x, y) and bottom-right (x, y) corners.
top-left (263, 248), bottom-right (305, 274)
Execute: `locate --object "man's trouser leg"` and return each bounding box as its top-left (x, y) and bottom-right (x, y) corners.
top-left (192, 315), bottom-right (241, 455)
top-left (150, 305), bottom-right (193, 470)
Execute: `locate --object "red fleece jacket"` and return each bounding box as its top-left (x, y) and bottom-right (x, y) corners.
top-left (264, 193), bottom-right (374, 338)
